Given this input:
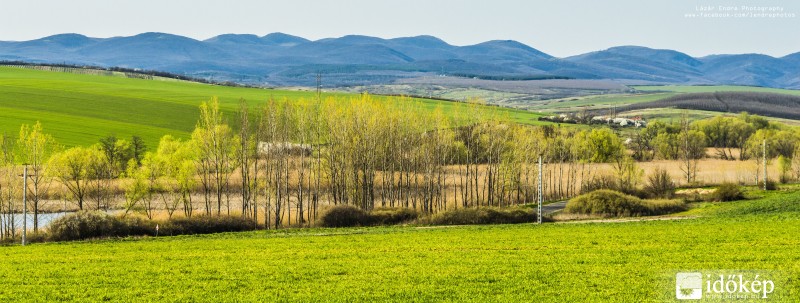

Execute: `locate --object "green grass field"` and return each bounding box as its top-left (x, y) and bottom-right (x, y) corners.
top-left (0, 67), bottom-right (546, 147)
top-left (1, 187), bottom-right (797, 302)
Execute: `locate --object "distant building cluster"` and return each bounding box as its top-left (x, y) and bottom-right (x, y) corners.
top-left (590, 116), bottom-right (648, 128)
top-left (537, 114), bottom-right (647, 128)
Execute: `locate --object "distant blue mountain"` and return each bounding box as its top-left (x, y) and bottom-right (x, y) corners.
top-left (0, 32), bottom-right (797, 88)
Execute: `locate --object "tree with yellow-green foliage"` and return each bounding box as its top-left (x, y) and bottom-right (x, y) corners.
top-left (193, 97), bottom-right (240, 216)
top-left (17, 122), bottom-right (59, 233)
top-left (47, 145), bottom-right (105, 210)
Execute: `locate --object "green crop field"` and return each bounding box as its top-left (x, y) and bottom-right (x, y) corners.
top-left (0, 67), bottom-right (546, 147)
top-left (1, 187), bottom-right (798, 302)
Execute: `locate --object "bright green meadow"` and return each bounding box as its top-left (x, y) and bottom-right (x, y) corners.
top-left (0, 67), bottom-right (546, 147)
top-left (0, 187), bottom-right (798, 302)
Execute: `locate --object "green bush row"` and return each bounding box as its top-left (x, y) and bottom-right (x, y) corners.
top-left (48, 211), bottom-right (256, 241)
top-left (318, 205), bottom-right (544, 228)
top-left (318, 206), bottom-right (419, 228)
top-left (565, 190), bottom-right (687, 217)
top-left (426, 207), bottom-right (544, 225)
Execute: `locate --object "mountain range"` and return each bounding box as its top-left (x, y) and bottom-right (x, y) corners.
top-left (0, 32), bottom-right (798, 88)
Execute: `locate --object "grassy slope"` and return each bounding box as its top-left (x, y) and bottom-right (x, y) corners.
top-left (596, 85), bottom-right (800, 123)
top-left (634, 85), bottom-right (800, 95)
top-left (535, 93), bottom-right (676, 111)
top-left (539, 86), bottom-right (800, 112)
top-left (1, 189), bottom-right (798, 302)
top-left (0, 67), bottom-right (546, 147)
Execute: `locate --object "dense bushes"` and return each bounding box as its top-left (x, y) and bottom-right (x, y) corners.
top-left (427, 207), bottom-right (541, 225)
top-left (370, 207), bottom-right (419, 225)
top-left (565, 190), bottom-right (686, 217)
top-left (711, 183), bottom-right (745, 202)
top-left (318, 205), bottom-right (370, 227)
top-left (48, 211), bottom-right (255, 241)
top-left (318, 205), bottom-right (541, 227)
top-left (159, 216), bottom-right (256, 236)
top-left (318, 205), bottom-right (420, 228)
top-left (50, 211), bottom-right (132, 241)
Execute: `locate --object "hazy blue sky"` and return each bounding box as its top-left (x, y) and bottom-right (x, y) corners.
top-left (2, 0), bottom-right (798, 57)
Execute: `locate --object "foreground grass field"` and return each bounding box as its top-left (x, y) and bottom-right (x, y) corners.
top-left (0, 67), bottom-right (546, 147)
top-left (1, 187), bottom-right (798, 302)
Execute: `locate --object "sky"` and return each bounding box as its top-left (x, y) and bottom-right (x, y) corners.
top-left (2, 0), bottom-right (799, 57)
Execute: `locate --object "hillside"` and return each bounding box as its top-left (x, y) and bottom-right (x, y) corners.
top-left (1, 33), bottom-right (798, 88)
top-left (614, 91), bottom-right (800, 120)
top-left (0, 66), bottom-right (544, 147)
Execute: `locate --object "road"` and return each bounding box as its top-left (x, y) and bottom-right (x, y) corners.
top-left (541, 201), bottom-right (568, 215)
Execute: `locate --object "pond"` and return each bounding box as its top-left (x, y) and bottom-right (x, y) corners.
top-left (1, 212), bottom-right (70, 230)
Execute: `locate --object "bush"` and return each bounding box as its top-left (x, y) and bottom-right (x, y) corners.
top-left (319, 205), bottom-right (370, 227)
top-left (565, 190), bottom-right (686, 217)
top-left (711, 183), bottom-right (745, 202)
top-left (48, 211), bottom-right (129, 241)
top-left (644, 199), bottom-right (690, 215)
top-left (427, 207), bottom-right (541, 225)
top-left (369, 207), bottom-right (419, 225)
top-left (643, 168), bottom-right (676, 199)
top-left (318, 205), bottom-right (420, 228)
top-left (159, 215), bottom-right (255, 236)
top-left (48, 211), bottom-right (255, 241)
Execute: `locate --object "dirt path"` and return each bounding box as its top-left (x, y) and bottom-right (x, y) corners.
top-left (554, 216), bottom-right (697, 224)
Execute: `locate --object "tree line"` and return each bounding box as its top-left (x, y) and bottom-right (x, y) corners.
top-left (3, 96), bottom-right (800, 237)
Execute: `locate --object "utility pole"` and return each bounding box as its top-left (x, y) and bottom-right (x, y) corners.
top-left (537, 155), bottom-right (543, 224)
top-left (763, 139), bottom-right (768, 190)
top-left (22, 165), bottom-right (27, 246)
top-left (315, 72), bottom-right (322, 101)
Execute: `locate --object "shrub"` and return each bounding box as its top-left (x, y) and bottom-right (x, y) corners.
top-left (319, 205), bottom-right (370, 227)
top-left (643, 168), bottom-right (676, 199)
top-left (48, 211), bottom-right (128, 241)
top-left (369, 207), bottom-right (419, 225)
top-left (48, 211), bottom-right (255, 241)
top-left (565, 190), bottom-right (686, 217)
top-left (119, 216), bottom-right (157, 236)
top-left (318, 206), bottom-right (420, 227)
top-left (644, 199), bottom-right (690, 214)
top-left (159, 215), bottom-right (255, 236)
top-left (427, 207), bottom-right (540, 225)
top-left (711, 183), bottom-right (745, 202)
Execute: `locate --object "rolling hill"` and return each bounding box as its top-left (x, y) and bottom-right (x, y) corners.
top-left (611, 91), bottom-right (800, 120)
top-left (1, 33), bottom-right (798, 88)
top-left (0, 66), bottom-right (545, 147)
